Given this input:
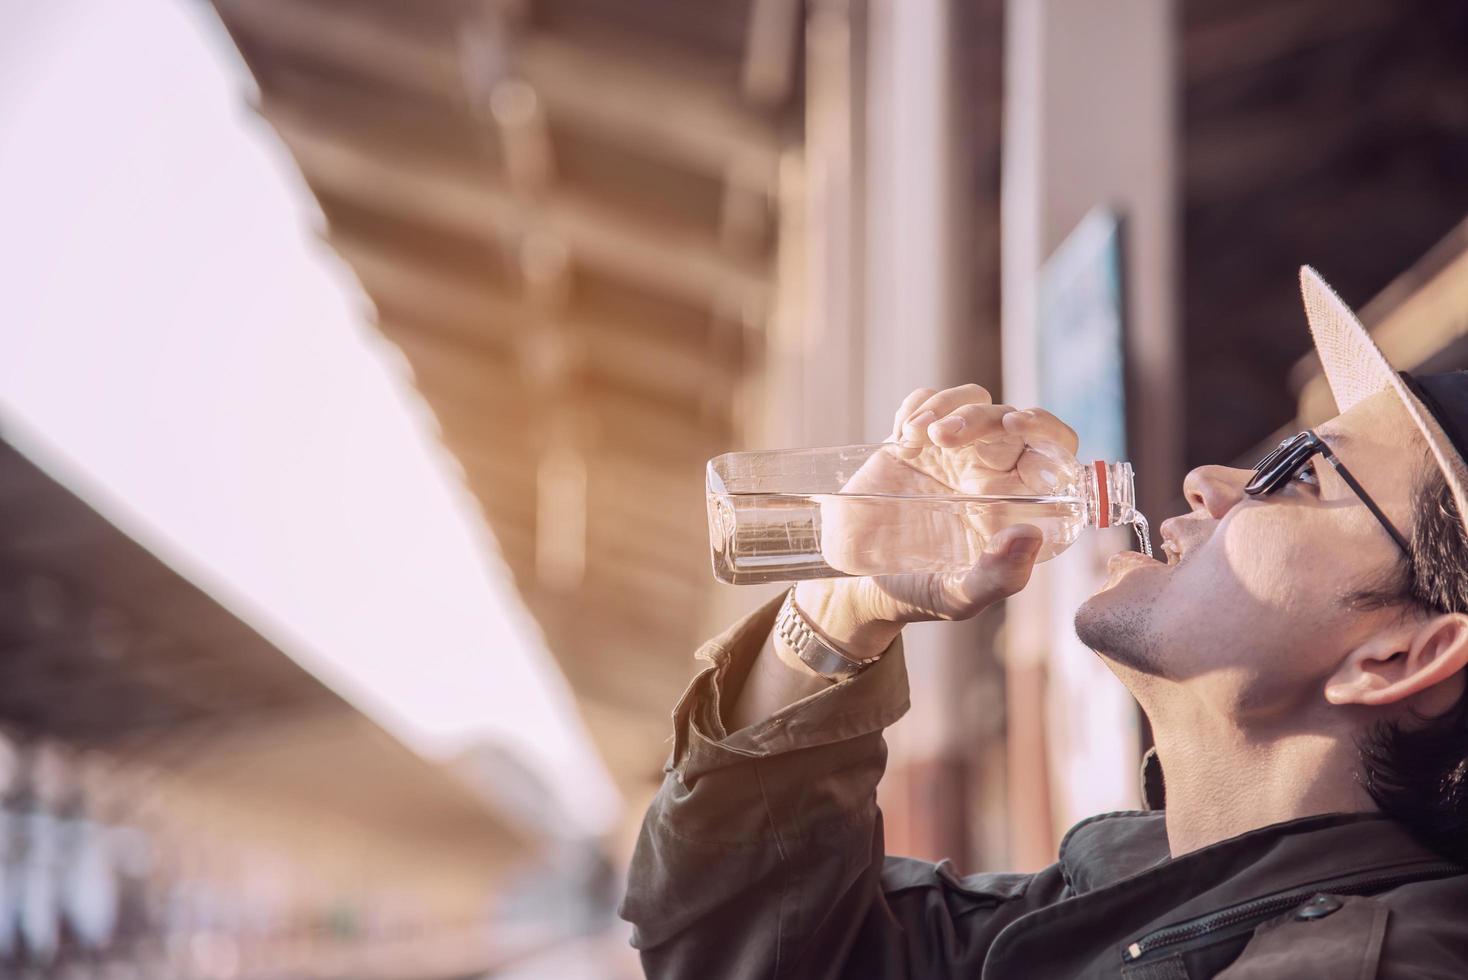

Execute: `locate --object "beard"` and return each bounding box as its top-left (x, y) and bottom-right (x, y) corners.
top-left (1073, 588), bottom-right (1167, 676)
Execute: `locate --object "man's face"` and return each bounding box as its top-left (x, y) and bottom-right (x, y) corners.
top-left (1075, 388), bottom-right (1428, 722)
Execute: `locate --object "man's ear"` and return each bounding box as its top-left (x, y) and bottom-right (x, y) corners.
top-left (1325, 613), bottom-right (1468, 709)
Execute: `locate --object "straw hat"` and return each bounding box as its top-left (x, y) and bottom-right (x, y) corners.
top-left (1300, 265), bottom-right (1468, 537)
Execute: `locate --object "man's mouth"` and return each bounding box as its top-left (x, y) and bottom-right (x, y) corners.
top-left (1095, 545), bottom-right (1168, 592)
top-left (1157, 517), bottom-right (1199, 567)
top-left (1099, 525), bottom-right (1187, 590)
top-left (1107, 549), bottom-right (1165, 574)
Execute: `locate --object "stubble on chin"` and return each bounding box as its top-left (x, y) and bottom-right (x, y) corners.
top-left (1073, 591), bottom-right (1166, 676)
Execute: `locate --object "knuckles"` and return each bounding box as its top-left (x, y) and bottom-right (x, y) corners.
top-left (896, 383), bottom-right (994, 425)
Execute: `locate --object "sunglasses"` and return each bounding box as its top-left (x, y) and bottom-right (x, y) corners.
top-left (1244, 430), bottom-right (1411, 557)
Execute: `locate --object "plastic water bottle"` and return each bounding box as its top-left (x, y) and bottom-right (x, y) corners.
top-left (706, 439), bottom-right (1149, 585)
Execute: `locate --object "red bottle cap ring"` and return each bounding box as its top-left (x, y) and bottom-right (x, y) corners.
top-left (1094, 460), bottom-right (1110, 529)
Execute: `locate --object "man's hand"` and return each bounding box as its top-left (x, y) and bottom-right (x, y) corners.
top-left (727, 384), bottom-right (1078, 732)
top-left (795, 384), bottom-right (1079, 661)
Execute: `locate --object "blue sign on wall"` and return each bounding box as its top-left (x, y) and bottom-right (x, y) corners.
top-left (1037, 208), bottom-right (1127, 463)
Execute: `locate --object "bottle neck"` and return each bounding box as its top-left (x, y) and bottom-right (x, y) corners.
top-left (1085, 460), bottom-right (1138, 529)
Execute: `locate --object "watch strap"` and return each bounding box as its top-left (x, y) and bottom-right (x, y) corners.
top-left (774, 586), bottom-right (882, 680)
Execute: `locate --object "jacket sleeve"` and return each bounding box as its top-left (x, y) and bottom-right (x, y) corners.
top-left (619, 595), bottom-right (949, 979)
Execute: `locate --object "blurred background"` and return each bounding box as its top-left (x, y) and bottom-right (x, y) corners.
top-left (2, 0), bottom-right (1468, 976)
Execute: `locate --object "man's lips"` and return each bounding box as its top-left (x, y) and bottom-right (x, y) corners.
top-left (1107, 550), bottom-right (1165, 574)
top-left (1158, 516), bottom-right (1207, 567)
top-left (1098, 550), bottom-right (1163, 586)
top-left (1098, 518), bottom-right (1202, 588)
top-left (1097, 549), bottom-right (1165, 590)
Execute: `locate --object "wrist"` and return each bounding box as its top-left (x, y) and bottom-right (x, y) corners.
top-left (792, 579), bottom-right (902, 663)
top-left (768, 627), bottom-right (837, 683)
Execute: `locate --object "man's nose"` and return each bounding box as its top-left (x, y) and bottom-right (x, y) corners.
top-left (1182, 464), bottom-right (1252, 519)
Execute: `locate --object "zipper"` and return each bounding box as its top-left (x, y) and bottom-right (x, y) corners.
top-left (1122, 860), bottom-right (1463, 964)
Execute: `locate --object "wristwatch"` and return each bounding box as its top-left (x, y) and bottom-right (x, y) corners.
top-left (774, 586), bottom-right (884, 681)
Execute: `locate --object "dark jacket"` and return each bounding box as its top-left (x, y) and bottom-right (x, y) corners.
top-left (620, 598), bottom-right (1468, 979)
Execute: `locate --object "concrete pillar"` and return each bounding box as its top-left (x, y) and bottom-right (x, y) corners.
top-left (721, 0), bottom-right (1007, 868)
top-left (864, 0), bottom-right (1002, 867)
top-left (1001, 0), bottom-right (1180, 868)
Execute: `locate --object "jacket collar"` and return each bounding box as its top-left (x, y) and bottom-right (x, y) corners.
top-left (1058, 810), bottom-right (1169, 895)
top-left (988, 809), bottom-right (1462, 979)
top-left (1058, 808), bottom-right (1448, 898)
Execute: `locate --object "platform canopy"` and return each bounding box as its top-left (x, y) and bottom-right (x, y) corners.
top-left (210, 0), bottom-right (803, 796)
top-left (0, 432), bottom-right (530, 876)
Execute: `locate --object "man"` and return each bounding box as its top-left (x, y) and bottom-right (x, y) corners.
top-left (619, 269), bottom-right (1468, 978)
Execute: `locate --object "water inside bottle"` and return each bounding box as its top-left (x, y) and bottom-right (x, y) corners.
top-left (709, 490), bottom-right (1087, 585)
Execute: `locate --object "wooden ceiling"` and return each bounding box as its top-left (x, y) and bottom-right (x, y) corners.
top-left (210, 0), bottom-right (800, 796)
top-left (1182, 0), bottom-right (1468, 467)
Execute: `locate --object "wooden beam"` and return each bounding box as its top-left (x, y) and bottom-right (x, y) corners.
top-left (741, 0), bottom-right (803, 106)
top-left (451, 444), bottom-right (707, 544)
top-left (1184, 111), bottom-right (1365, 202)
top-left (261, 101), bottom-right (771, 317)
top-left (212, 0), bottom-right (781, 196)
top-left (519, 32), bottom-right (781, 188)
top-left (245, 60), bottom-right (492, 165)
top-left (1184, 0), bottom-right (1396, 85)
top-left (442, 431), bottom-right (710, 572)
top-left (719, 151), bottom-right (776, 256)
top-left (330, 230), bottom-right (731, 410)
top-left (395, 330), bottom-right (728, 462)
top-left (213, 0), bottom-right (457, 97)
top-left (433, 407), bottom-right (676, 489)
top-left (483, 77), bottom-right (555, 192)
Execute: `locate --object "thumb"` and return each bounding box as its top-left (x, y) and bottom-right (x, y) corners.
top-left (965, 524), bottom-right (1044, 603)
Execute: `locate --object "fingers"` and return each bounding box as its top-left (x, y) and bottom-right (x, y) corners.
top-left (899, 384), bottom-right (996, 447)
top-left (964, 524), bottom-right (1044, 604)
top-left (890, 387), bottom-right (937, 441)
top-left (971, 437), bottom-right (1026, 472)
top-left (910, 383), bottom-right (993, 428)
top-left (927, 403), bottom-right (1017, 448)
top-left (1001, 407), bottom-right (1079, 456)
top-left (1016, 446), bottom-right (1066, 493)
top-left (890, 385), bottom-right (1082, 467)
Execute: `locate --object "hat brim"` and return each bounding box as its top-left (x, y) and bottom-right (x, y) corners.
top-left (1300, 265), bottom-right (1468, 539)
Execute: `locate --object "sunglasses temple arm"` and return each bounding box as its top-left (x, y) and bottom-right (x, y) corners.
top-left (1320, 448), bottom-right (1413, 557)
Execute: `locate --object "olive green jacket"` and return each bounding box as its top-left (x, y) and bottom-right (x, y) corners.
top-left (620, 598), bottom-right (1468, 979)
